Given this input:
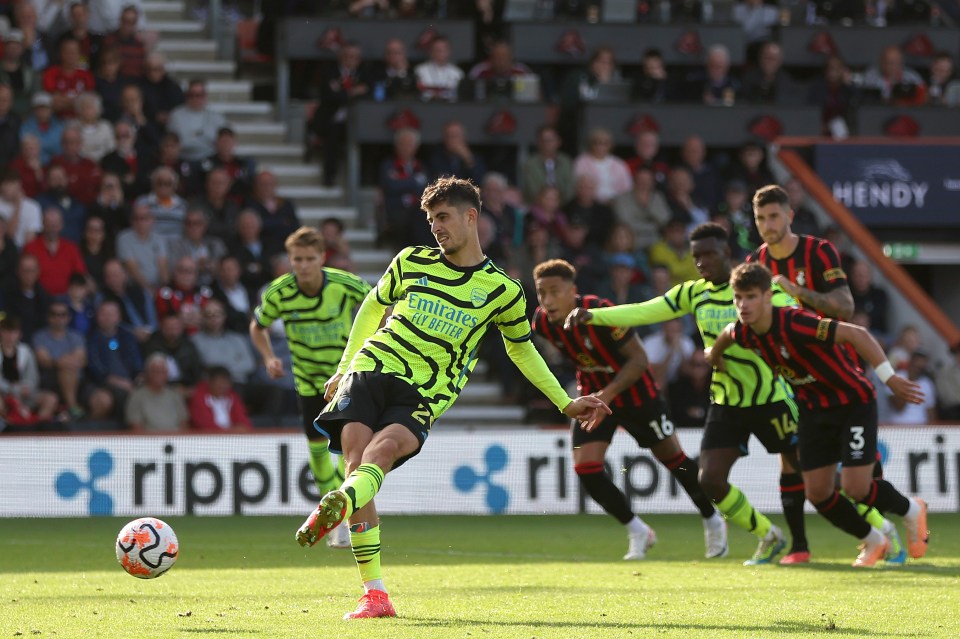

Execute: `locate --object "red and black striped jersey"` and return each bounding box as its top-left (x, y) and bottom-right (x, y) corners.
top-left (749, 235), bottom-right (848, 313)
top-left (531, 295), bottom-right (660, 408)
top-left (729, 307), bottom-right (874, 409)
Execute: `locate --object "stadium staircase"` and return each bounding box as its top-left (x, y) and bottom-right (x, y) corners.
top-left (144, 1), bottom-right (522, 426)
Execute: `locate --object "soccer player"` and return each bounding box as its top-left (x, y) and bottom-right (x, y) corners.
top-left (748, 184), bottom-right (892, 548)
top-left (566, 223), bottom-right (808, 565)
top-left (708, 262), bottom-right (929, 567)
top-left (532, 258), bottom-right (726, 560)
top-left (250, 226), bottom-right (371, 549)
top-left (294, 177), bottom-right (610, 619)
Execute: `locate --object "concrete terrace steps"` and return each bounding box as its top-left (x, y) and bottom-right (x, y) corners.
top-left (150, 20), bottom-right (206, 38)
top-left (166, 59), bottom-right (236, 80)
top-left (204, 80), bottom-right (254, 101)
top-left (210, 101), bottom-right (273, 121)
top-left (155, 39), bottom-right (216, 60)
top-left (143, 0), bottom-right (186, 19)
top-left (231, 121), bottom-right (287, 144)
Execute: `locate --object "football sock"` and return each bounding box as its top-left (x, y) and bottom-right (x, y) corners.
top-left (662, 451), bottom-right (716, 518)
top-left (350, 523), bottom-right (384, 592)
top-left (779, 472), bottom-right (808, 552)
top-left (716, 485), bottom-right (772, 538)
top-left (626, 516), bottom-right (648, 536)
top-left (308, 439), bottom-right (338, 494)
top-left (860, 479), bottom-right (911, 517)
top-left (339, 463), bottom-right (385, 518)
top-left (854, 501), bottom-right (888, 530)
top-left (814, 490), bottom-right (871, 538)
top-left (873, 458), bottom-right (884, 479)
top-left (575, 461), bottom-right (633, 524)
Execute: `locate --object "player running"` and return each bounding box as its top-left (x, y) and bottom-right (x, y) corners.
top-left (566, 223), bottom-right (807, 565)
top-left (294, 177), bottom-right (610, 619)
top-left (532, 259), bottom-right (726, 560)
top-left (250, 226), bottom-right (370, 549)
top-left (708, 262), bottom-right (929, 567)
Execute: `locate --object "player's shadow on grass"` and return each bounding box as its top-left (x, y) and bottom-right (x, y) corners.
top-left (403, 616), bottom-right (919, 636)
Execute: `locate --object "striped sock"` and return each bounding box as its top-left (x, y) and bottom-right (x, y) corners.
top-left (662, 451), bottom-right (715, 518)
top-left (350, 523), bottom-right (383, 590)
top-left (716, 485), bottom-right (772, 539)
top-left (340, 463), bottom-right (386, 518)
top-left (779, 473), bottom-right (808, 552)
top-left (307, 440), bottom-right (337, 494)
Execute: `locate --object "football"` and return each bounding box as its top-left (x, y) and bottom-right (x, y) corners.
top-left (116, 517), bottom-right (179, 579)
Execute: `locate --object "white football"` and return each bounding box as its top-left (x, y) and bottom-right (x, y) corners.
top-left (116, 517), bottom-right (179, 579)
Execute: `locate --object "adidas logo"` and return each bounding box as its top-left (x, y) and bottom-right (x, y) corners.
top-left (415, 276), bottom-right (428, 287)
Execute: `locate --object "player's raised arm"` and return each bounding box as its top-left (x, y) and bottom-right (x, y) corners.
top-left (564, 292), bottom-right (688, 331)
top-left (704, 323), bottom-right (737, 371)
top-left (773, 274), bottom-right (854, 320)
top-left (833, 322), bottom-right (924, 404)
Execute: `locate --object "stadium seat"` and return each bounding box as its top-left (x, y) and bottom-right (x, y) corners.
top-left (236, 18), bottom-right (271, 64)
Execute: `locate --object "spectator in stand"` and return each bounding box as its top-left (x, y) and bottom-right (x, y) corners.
top-left (194, 167), bottom-right (239, 242)
top-left (116, 202), bottom-right (168, 290)
top-left (665, 166), bottom-right (709, 228)
top-left (522, 124), bottom-right (574, 204)
top-left (374, 38), bottom-right (418, 100)
top-left (633, 48), bottom-right (670, 103)
top-left (643, 317), bottom-right (696, 388)
top-left (155, 256), bottom-right (213, 335)
top-left (559, 214), bottom-right (606, 292)
top-left (414, 35), bottom-right (464, 102)
top-left (20, 92), bottom-right (63, 164)
top-left (807, 54), bottom-right (858, 138)
top-left (849, 259), bottom-right (889, 338)
top-left (101, 5), bottom-right (146, 78)
top-left (92, 46), bottom-right (127, 122)
top-left (526, 185), bottom-right (568, 242)
top-left (318, 216), bottom-right (352, 272)
top-left (246, 170), bottom-right (299, 257)
top-left (189, 365), bottom-right (251, 432)
top-left (33, 298), bottom-right (88, 421)
top-left (0, 169), bottom-right (42, 247)
top-left (199, 127), bottom-right (255, 202)
top-left (479, 172), bottom-right (520, 264)
top-left (429, 120), bottom-right (485, 184)
top-left (167, 80), bottom-right (227, 162)
top-left (135, 166), bottom-right (187, 240)
top-left (595, 251), bottom-right (650, 308)
top-left (42, 37), bottom-right (95, 118)
top-left (191, 298), bottom-right (256, 385)
top-left (862, 46), bottom-right (927, 106)
top-left (0, 85), bottom-right (21, 169)
top-left (612, 165), bottom-right (671, 250)
top-left (85, 172), bottom-right (128, 244)
top-left (79, 214), bottom-right (112, 288)
top-left (88, 0), bottom-right (146, 36)
top-left (886, 351), bottom-right (937, 424)
top-left (725, 140), bottom-right (773, 196)
top-left (782, 177), bottom-right (820, 237)
top-left (0, 30), bottom-right (41, 117)
top-left (650, 217), bottom-right (700, 286)
top-left (9, 135), bottom-right (45, 199)
top-left (888, 324), bottom-right (922, 372)
top-left (14, 2), bottom-right (52, 73)
top-left (678, 135), bottom-right (721, 212)
top-left (119, 83), bottom-right (161, 157)
top-left (228, 209), bottom-right (272, 298)
top-left (742, 41), bottom-right (800, 106)
top-left (141, 311), bottom-right (202, 392)
top-left (209, 255), bottom-right (251, 333)
top-left (138, 52), bottom-right (184, 129)
top-left (0, 315), bottom-right (59, 427)
top-left (565, 174), bottom-right (615, 249)
top-left (601, 223), bottom-right (653, 303)
top-left (100, 121), bottom-right (150, 200)
top-left (936, 346), bottom-right (960, 420)
top-left (573, 127), bottom-right (632, 204)
top-left (37, 163), bottom-right (86, 242)
top-left (56, 2), bottom-right (101, 71)
top-left (558, 46), bottom-right (624, 153)
top-left (85, 298), bottom-right (142, 420)
top-left (74, 92), bottom-right (114, 161)
top-left (467, 40), bottom-right (534, 100)
top-left (0, 217), bottom-right (18, 282)
top-left (65, 272), bottom-right (95, 334)
top-left (97, 258), bottom-right (156, 342)
top-left (926, 51), bottom-right (957, 106)
top-left (624, 129), bottom-right (669, 186)
top-left (155, 132), bottom-right (197, 197)
top-left (49, 123), bottom-right (101, 205)
top-left (377, 127), bottom-right (427, 251)
top-left (23, 207), bottom-right (86, 296)
top-left (508, 218), bottom-right (558, 311)
top-left (686, 44), bottom-right (740, 106)
top-left (167, 207), bottom-right (226, 286)
top-left (125, 353), bottom-right (188, 432)
top-left (668, 349), bottom-right (712, 428)
top-left (712, 181), bottom-right (755, 260)
top-left (311, 40), bottom-right (370, 187)
top-left (732, 0), bottom-right (779, 45)
top-left (1, 253), bottom-right (49, 343)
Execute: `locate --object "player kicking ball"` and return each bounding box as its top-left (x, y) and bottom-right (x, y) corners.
top-left (293, 177), bottom-right (610, 619)
top-left (533, 259), bottom-right (726, 560)
top-left (708, 262), bottom-right (929, 567)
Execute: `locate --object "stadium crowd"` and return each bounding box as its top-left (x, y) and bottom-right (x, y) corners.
top-left (0, 0), bottom-right (955, 432)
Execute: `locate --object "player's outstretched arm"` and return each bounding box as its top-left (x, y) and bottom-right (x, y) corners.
top-left (834, 322), bottom-right (924, 404)
top-left (563, 307), bottom-right (593, 329)
top-left (563, 395), bottom-right (612, 432)
top-left (564, 295), bottom-right (686, 331)
top-left (772, 274), bottom-right (854, 320)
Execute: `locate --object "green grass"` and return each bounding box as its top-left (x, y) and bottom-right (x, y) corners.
top-left (2, 514), bottom-right (959, 639)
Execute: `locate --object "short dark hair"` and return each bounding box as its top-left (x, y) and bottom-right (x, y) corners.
top-left (689, 222), bottom-right (728, 243)
top-left (0, 314), bottom-right (20, 331)
top-left (320, 217), bottom-right (344, 233)
top-left (730, 262), bottom-right (772, 292)
top-left (752, 184), bottom-right (789, 210)
top-left (207, 365), bottom-right (231, 381)
top-left (533, 259), bottom-right (576, 282)
top-left (420, 176), bottom-right (481, 213)
top-left (68, 272), bottom-right (87, 287)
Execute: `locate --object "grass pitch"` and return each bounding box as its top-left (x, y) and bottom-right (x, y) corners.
top-left (2, 514), bottom-right (958, 639)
